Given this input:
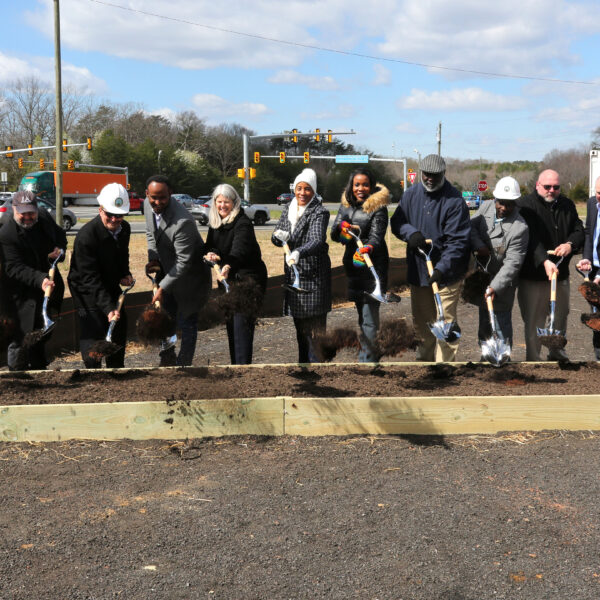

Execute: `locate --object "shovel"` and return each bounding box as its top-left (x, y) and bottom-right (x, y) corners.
top-left (577, 267), bottom-right (600, 331)
top-left (273, 231), bottom-right (309, 294)
top-left (344, 227), bottom-right (387, 304)
top-left (87, 279), bottom-right (136, 361)
top-left (417, 240), bottom-right (460, 342)
top-left (537, 253), bottom-right (567, 351)
top-left (145, 272), bottom-right (176, 350)
top-left (481, 290), bottom-right (510, 367)
top-left (23, 249), bottom-right (64, 347)
top-left (205, 258), bottom-right (230, 293)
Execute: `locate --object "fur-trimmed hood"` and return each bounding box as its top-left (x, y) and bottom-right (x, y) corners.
top-left (341, 184), bottom-right (390, 214)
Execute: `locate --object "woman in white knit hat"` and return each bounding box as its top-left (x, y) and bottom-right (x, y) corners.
top-left (271, 168), bottom-right (331, 362)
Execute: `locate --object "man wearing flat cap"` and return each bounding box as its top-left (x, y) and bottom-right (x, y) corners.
top-left (391, 154), bottom-right (470, 362)
top-left (0, 191), bottom-right (66, 370)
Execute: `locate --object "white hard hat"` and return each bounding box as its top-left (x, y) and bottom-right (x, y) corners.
top-left (493, 176), bottom-right (521, 201)
top-left (97, 183), bottom-right (130, 214)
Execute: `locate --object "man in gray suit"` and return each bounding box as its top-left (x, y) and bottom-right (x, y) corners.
top-left (470, 176), bottom-right (529, 350)
top-left (144, 174), bottom-right (210, 366)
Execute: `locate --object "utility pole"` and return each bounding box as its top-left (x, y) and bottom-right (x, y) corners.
top-left (437, 121), bottom-right (442, 156)
top-left (53, 0), bottom-right (63, 225)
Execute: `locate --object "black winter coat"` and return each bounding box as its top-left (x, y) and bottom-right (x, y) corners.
top-left (331, 184), bottom-right (390, 303)
top-left (272, 198), bottom-right (331, 318)
top-left (68, 215), bottom-right (131, 315)
top-left (0, 208), bottom-right (67, 334)
top-left (206, 209), bottom-right (268, 291)
top-left (516, 192), bottom-right (584, 281)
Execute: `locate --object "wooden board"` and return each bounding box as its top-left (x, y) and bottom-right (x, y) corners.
top-left (0, 398), bottom-right (285, 442)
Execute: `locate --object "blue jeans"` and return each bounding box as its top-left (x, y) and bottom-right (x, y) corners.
top-left (478, 306), bottom-right (513, 348)
top-left (356, 301), bottom-right (380, 362)
top-left (226, 313), bottom-right (255, 365)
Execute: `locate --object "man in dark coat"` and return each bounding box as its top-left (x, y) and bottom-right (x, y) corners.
top-left (0, 191), bottom-right (66, 370)
top-left (575, 175), bottom-right (600, 359)
top-left (391, 154), bottom-right (470, 362)
top-left (517, 169), bottom-right (584, 361)
top-left (68, 183), bottom-right (133, 368)
top-left (144, 174), bottom-right (210, 366)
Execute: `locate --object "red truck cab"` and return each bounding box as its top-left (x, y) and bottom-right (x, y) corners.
top-left (128, 191), bottom-right (145, 213)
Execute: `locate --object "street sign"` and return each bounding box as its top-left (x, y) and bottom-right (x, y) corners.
top-left (408, 172), bottom-right (417, 184)
top-left (477, 180), bottom-right (488, 192)
top-left (0, 172), bottom-right (7, 183)
top-left (335, 154), bottom-right (369, 164)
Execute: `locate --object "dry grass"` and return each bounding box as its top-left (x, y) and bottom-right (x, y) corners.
top-left (61, 228), bottom-right (408, 298)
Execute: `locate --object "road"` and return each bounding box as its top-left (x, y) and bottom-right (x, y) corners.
top-left (66, 202), bottom-right (343, 235)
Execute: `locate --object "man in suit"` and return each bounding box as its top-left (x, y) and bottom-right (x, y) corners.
top-left (576, 175), bottom-right (600, 359)
top-left (0, 191), bottom-right (67, 370)
top-left (470, 176), bottom-right (529, 351)
top-left (68, 182), bottom-right (133, 368)
top-left (144, 174), bottom-right (210, 366)
top-left (516, 168), bottom-right (584, 361)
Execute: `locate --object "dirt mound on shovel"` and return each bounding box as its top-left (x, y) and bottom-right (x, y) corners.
top-left (87, 340), bottom-right (121, 362)
top-left (461, 269), bottom-right (491, 306)
top-left (581, 313), bottom-right (600, 331)
top-left (538, 333), bottom-right (567, 351)
top-left (579, 281), bottom-right (600, 307)
top-left (136, 307), bottom-right (173, 345)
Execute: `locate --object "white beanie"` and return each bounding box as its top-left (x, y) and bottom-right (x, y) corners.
top-left (293, 168), bottom-right (317, 195)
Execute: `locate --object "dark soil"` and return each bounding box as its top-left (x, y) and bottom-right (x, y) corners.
top-left (461, 268), bottom-right (491, 306)
top-left (136, 306), bottom-right (173, 344)
top-left (0, 362), bottom-right (597, 406)
top-left (579, 280), bottom-right (600, 306)
top-left (2, 432), bottom-right (600, 599)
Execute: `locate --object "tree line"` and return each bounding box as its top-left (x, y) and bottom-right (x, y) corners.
top-left (0, 76), bottom-right (596, 203)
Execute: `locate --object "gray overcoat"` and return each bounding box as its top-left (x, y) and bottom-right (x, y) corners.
top-left (470, 200), bottom-right (529, 312)
top-left (144, 198), bottom-right (210, 318)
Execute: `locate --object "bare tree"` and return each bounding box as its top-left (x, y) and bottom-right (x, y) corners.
top-left (204, 123), bottom-right (252, 177)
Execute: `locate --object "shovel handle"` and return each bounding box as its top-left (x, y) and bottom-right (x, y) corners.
top-left (282, 242), bottom-right (296, 265)
top-left (486, 295), bottom-right (494, 313)
top-left (44, 265), bottom-right (57, 298)
top-left (109, 292), bottom-right (127, 323)
top-left (550, 271), bottom-right (557, 301)
top-left (153, 284), bottom-right (161, 310)
top-left (212, 263), bottom-right (225, 282)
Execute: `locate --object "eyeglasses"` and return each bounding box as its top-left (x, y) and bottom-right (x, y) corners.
top-left (102, 209), bottom-right (124, 220)
top-left (541, 184), bottom-right (560, 191)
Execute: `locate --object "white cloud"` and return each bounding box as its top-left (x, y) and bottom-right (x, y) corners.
top-left (399, 88), bottom-right (526, 111)
top-left (268, 70), bottom-right (339, 90)
top-left (148, 107), bottom-right (177, 122)
top-left (300, 105), bottom-right (356, 120)
top-left (0, 52), bottom-right (106, 92)
top-left (372, 64), bottom-right (391, 86)
top-left (192, 94), bottom-right (270, 119)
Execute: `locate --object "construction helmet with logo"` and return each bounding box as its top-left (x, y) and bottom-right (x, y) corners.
top-left (97, 183), bottom-right (130, 214)
top-left (493, 176), bottom-right (521, 201)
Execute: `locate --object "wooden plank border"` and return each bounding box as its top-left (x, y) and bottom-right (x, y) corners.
top-left (3, 394), bottom-right (600, 441)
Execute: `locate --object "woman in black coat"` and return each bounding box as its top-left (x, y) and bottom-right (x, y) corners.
top-left (331, 168), bottom-right (390, 362)
top-left (271, 168), bottom-right (331, 363)
top-left (204, 183), bottom-right (267, 364)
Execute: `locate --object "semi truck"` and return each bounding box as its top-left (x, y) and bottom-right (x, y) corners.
top-left (18, 170), bottom-right (128, 206)
top-left (590, 148), bottom-right (600, 197)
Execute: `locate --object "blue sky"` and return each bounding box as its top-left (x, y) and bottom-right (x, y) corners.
top-left (2, 0), bottom-right (600, 162)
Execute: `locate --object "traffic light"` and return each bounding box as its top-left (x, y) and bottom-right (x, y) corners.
top-left (28, 143), bottom-right (33, 156)
top-left (86, 137), bottom-right (92, 151)
top-left (67, 159), bottom-right (75, 170)
top-left (254, 152), bottom-right (260, 164)
top-left (250, 168), bottom-right (257, 179)
top-left (5, 146), bottom-right (13, 158)
top-left (62, 139), bottom-right (68, 152)
top-left (237, 168), bottom-right (245, 178)
top-left (327, 130), bottom-right (332, 143)
top-left (17, 158), bottom-right (24, 169)
top-left (126, 183), bottom-right (131, 190)
top-left (315, 129), bottom-right (320, 142)
top-left (279, 151), bottom-right (286, 163)
top-left (292, 129), bottom-right (298, 143)
top-left (39, 158), bottom-right (45, 169)
top-left (53, 159), bottom-right (57, 169)
top-left (303, 152), bottom-right (310, 164)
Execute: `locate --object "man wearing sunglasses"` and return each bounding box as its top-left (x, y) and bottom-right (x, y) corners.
top-left (68, 182), bottom-right (133, 368)
top-left (516, 169), bottom-right (584, 361)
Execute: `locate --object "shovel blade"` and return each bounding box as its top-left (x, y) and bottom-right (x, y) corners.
top-left (282, 283), bottom-right (310, 295)
top-left (481, 337), bottom-right (511, 367)
top-left (428, 319), bottom-right (461, 343)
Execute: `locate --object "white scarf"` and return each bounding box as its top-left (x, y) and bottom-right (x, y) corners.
top-left (287, 198), bottom-right (310, 233)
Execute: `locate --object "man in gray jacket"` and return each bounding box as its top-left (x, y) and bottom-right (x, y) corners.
top-left (470, 176), bottom-right (529, 350)
top-left (144, 174), bottom-right (210, 366)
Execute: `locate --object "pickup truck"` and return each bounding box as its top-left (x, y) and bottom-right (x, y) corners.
top-left (128, 192), bottom-right (145, 213)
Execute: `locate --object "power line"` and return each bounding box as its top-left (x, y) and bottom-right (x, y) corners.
top-left (87, 0), bottom-right (596, 87)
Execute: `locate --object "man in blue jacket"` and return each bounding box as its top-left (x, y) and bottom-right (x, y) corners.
top-left (391, 154), bottom-right (470, 362)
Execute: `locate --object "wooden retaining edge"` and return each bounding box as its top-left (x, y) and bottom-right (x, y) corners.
top-left (2, 394), bottom-right (600, 442)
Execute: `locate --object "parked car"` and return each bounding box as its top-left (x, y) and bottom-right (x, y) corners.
top-left (0, 195), bottom-right (77, 231)
top-left (128, 191), bottom-right (145, 213)
top-left (276, 193), bottom-right (294, 205)
top-left (242, 200), bottom-right (270, 226)
top-left (171, 193), bottom-right (194, 209)
top-left (191, 196), bottom-right (211, 225)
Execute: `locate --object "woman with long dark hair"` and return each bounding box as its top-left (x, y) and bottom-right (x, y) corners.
top-left (331, 168), bottom-right (390, 361)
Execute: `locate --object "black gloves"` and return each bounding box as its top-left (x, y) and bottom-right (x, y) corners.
top-left (428, 269), bottom-right (442, 286)
top-left (408, 231), bottom-right (428, 251)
